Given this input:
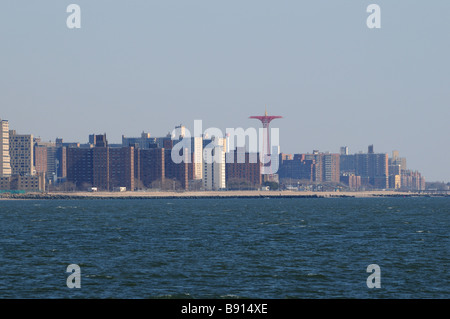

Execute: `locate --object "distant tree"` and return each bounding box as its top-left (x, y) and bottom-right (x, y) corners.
top-left (151, 178), bottom-right (182, 191)
top-left (316, 181), bottom-right (345, 191)
top-left (425, 182), bottom-right (449, 191)
top-left (134, 178), bottom-right (145, 191)
top-left (168, 179), bottom-right (182, 191)
top-left (227, 178), bottom-right (258, 190)
top-left (151, 179), bottom-right (163, 190)
top-left (189, 179), bottom-right (202, 191)
top-left (56, 181), bottom-right (77, 192)
top-left (263, 181), bottom-right (279, 191)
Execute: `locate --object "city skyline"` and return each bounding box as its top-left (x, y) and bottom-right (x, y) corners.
top-left (1, 1), bottom-right (449, 182)
top-left (0, 114), bottom-right (431, 190)
top-left (0, 114), bottom-right (442, 185)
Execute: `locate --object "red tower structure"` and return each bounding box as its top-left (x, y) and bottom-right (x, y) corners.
top-left (250, 108), bottom-right (282, 174)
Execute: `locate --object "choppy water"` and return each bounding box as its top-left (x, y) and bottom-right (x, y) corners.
top-left (0, 197), bottom-right (448, 298)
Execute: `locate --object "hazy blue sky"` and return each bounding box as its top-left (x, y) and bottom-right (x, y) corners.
top-left (0, 1), bottom-right (449, 182)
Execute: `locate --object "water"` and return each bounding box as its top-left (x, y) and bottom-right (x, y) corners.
top-left (0, 197), bottom-right (448, 298)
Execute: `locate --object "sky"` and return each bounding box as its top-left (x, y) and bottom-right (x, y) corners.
top-left (0, 1), bottom-right (449, 182)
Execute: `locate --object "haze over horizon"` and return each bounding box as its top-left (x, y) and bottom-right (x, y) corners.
top-left (1, 1), bottom-right (449, 182)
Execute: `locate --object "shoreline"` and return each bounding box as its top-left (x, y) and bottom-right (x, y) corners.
top-left (0, 190), bottom-right (448, 200)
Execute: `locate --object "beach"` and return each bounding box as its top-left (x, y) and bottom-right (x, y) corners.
top-left (0, 190), bottom-right (444, 200)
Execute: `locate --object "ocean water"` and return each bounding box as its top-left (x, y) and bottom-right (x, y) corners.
top-left (0, 197), bottom-right (448, 299)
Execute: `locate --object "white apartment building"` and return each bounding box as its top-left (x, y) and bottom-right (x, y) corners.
top-left (0, 119), bottom-right (12, 176)
top-left (203, 137), bottom-right (226, 190)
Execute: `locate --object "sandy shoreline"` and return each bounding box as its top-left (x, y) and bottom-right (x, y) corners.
top-left (0, 190), bottom-right (446, 200)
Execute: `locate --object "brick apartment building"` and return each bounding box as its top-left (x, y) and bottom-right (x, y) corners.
top-left (225, 150), bottom-right (262, 188)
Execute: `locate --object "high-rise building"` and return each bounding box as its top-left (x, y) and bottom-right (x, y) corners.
top-left (173, 136), bottom-right (203, 181)
top-left (389, 174), bottom-right (401, 189)
top-left (109, 147), bottom-right (134, 191)
top-left (387, 150), bottom-right (410, 190)
top-left (303, 151), bottom-right (340, 183)
top-left (368, 152), bottom-right (388, 189)
top-left (388, 163), bottom-right (402, 189)
top-left (203, 141), bottom-right (226, 191)
top-left (9, 130), bottom-right (35, 176)
top-left (278, 153), bottom-right (314, 182)
top-left (0, 119), bottom-right (12, 176)
top-left (92, 139), bottom-right (109, 190)
top-left (33, 139), bottom-right (62, 184)
top-left (34, 144), bottom-right (48, 175)
top-left (340, 174), bottom-right (361, 190)
top-left (123, 127), bottom-right (200, 189)
top-left (122, 132), bottom-right (157, 149)
top-left (304, 151), bottom-right (322, 183)
top-left (164, 148), bottom-right (189, 190)
top-left (46, 144), bottom-right (58, 182)
top-left (280, 153), bottom-right (293, 161)
top-left (67, 135), bottom-right (135, 191)
top-left (401, 169), bottom-right (425, 191)
top-left (347, 146), bottom-right (388, 189)
top-left (191, 136), bottom-right (203, 180)
top-left (172, 124), bottom-right (186, 140)
top-left (202, 136), bottom-right (226, 190)
top-left (55, 141), bottom-right (67, 182)
top-left (67, 147), bottom-right (94, 189)
top-left (340, 146), bottom-right (349, 155)
top-left (322, 153), bottom-right (340, 183)
top-left (92, 134), bottom-right (108, 148)
top-left (340, 154), bottom-right (356, 175)
top-left (135, 147), bottom-right (165, 189)
top-left (226, 149), bottom-right (262, 189)
top-left (389, 150), bottom-right (407, 171)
